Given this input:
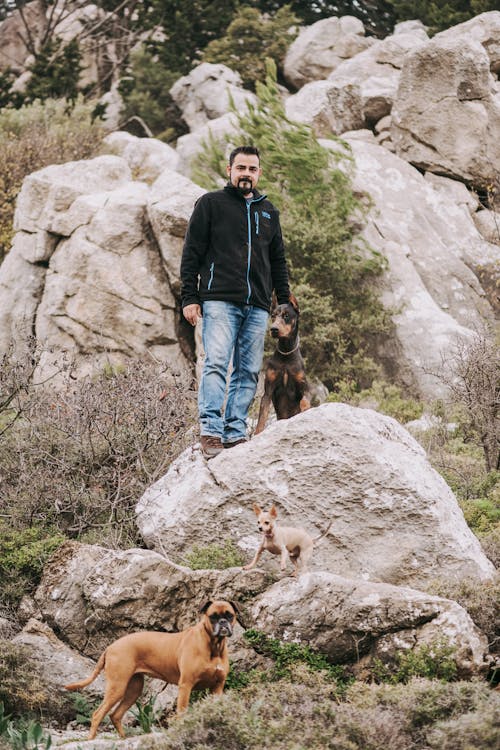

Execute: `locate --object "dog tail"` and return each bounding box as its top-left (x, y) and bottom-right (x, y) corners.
top-left (64, 651), bottom-right (106, 691)
top-left (312, 521), bottom-right (332, 546)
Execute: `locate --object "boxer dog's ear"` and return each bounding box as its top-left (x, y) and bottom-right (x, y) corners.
top-left (199, 600), bottom-right (213, 614)
top-left (230, 601), bottom-right (247, 629)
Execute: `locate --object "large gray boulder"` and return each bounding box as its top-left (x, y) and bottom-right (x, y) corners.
top-left (328, 27), bottom-right (428, 123)
top-left (136, 404), bottom-right (495, 589)
top-left (321, 136), bottom-right (495, 397)
top-left (391, 36), bottom-right (500, 189)
top-left (102, 131), bottom-right (180, 182)
top-left (252, 572), bottom-right (489, 678)
top-left (432, 10), bottom-right (500, 73)
top-left (283, 15), bottom-right (374, 90)
top-left (285, 80), bottom-right (365, 136)
top-left (169, 63), bottom-right (256, 132)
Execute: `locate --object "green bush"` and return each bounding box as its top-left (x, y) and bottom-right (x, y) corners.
top-left (183, 538), bottom-right (245, 569)
top-left (0, 525), bottom-right (64, 614)
top-left (203, 5), bottom-right (298, 90)
top-left (372, 641), bottom-right (458, 684)
top-left (118, 46), bottom-right (188, 141)
top-left (328, 380), bottom-right (424, 423)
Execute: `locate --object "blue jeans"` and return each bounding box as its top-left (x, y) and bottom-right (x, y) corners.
top-left (199, 301), bottom-right (269, 443)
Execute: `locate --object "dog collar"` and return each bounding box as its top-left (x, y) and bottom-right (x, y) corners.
top-left (277, 339), bottom-right (300, 356)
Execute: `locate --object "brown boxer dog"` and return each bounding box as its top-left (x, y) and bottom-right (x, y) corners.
top-left (65, 600), bottom-right (240, 739)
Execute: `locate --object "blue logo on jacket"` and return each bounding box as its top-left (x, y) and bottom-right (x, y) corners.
top-left (262, 211), bottom-right (271, 219)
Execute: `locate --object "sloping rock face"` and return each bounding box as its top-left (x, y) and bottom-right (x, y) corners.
top-left (136, 404), bottom-right (495, 589)
top-left (391, 36), bottom-right (500, 189)
top-left (169, 63), bottom-right (256, 132)
top-left (285, 80), bottom-right (365, 136)
top-left (321, 137), bottom-right (495, 397)
top-left (283, 15), bottom-right (374, 90)
top-left (0, 155), bottom-right (191, 381)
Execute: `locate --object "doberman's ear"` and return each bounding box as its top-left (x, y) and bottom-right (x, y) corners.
top-left (289, 293), bottom-right (300, 314)
top-left (252, 503), bottom-right (262, 516)
top-left (271, 291), bottom-right (278, 311)
top-left (270, 505), bottom-right (278, 519)
top-left (199, 600), bottom-right (213, 614)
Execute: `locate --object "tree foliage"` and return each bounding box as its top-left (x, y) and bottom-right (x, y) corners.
top-left (203, 5), bottom-right (299, 89)
top-left (194, 60), bottom-right (389, 389)
top-left (389, 0), bottom-right (499, 33)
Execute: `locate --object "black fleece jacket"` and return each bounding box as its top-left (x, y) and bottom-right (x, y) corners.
top-left (180, 183), bottom-right (290, 312)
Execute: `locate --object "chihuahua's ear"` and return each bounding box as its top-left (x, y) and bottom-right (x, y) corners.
top-left (270, 505), bottom-right (278, 518)
top-left (199, 600), bottom-right (212, 614)
top-left (252, 503), bottom-right (262, 516)
top-left (289, 293), bottom-right (299, 314)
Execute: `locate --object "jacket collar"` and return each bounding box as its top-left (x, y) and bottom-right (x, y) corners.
top-left (224, 182), bottom-right (267, 202)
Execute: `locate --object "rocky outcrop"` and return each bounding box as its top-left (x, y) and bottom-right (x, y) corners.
top-left (327, 25), bottom-right (428, 124)
top-left (0, 155), bottom-right (192, 381)
top-left (321, 136), bottom-right (495, 397)
top-left (136, 404), bottom-right (495, 589)
top-left (283, 15), bottom-right (374, 90)
top-left (32, 540), bottom-right (269, 658)
top-left (169, 63), bottom-right (256, 132)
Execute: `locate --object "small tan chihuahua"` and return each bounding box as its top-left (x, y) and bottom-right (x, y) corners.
top-left (243, 504), bottom-right (332, 576)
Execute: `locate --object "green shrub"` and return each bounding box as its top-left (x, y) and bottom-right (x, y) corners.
top-left (372, 640), bottom-right (458, 684)
top-left (118, 46), bottom-right (188, 141)
top-left (203, 5), bottom-right (299, 90)
top-left (328, 380), bottom-right (424, 423)
top-left (0, 525), bottom-right (64, 613)
top-left (244, 629), bottom-right (349, 687)
top-left (183, 538), bottom-right (245, 569)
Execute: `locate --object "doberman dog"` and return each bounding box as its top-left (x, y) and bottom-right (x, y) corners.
top-left (255, 294), bottom-right (310, 434)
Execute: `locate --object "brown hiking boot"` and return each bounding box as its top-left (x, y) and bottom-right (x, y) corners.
top-left (223, 439), bottom-right (247, 449)
top-left (200, 435), bottom-right (223, 459)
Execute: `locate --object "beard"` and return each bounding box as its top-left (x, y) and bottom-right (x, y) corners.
top-left (236, 176), bottom-right (253, 195)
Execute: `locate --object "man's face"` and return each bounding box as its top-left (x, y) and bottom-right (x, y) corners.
top-left (227, 153), bottom-right (262, 196)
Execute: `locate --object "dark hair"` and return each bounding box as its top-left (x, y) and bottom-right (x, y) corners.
top-left (229, 146), bottom-right (260, 166)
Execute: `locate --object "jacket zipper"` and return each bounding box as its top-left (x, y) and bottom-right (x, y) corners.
top-left (207, 261), bottom-right (215, 290)
top-left (245, 196), bottom-right (266, 304)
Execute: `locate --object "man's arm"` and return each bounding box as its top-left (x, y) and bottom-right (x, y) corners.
top-left (180, 195), bottom-right (211, 315)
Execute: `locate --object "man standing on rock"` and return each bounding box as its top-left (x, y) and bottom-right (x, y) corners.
top-left (181, 145), bottom-right (290, 459)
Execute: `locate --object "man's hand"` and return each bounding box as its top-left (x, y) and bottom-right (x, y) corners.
top-left (183, 304), bottom-right (202, 326)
